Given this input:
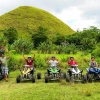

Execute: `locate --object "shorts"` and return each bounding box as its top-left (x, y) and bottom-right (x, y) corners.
top-left (2, 67), bottom-right (8, 75)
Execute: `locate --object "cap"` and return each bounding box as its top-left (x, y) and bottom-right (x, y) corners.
top-left (28, 56), bottom-right (32, 58)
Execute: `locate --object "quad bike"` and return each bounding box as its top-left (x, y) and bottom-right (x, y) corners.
top-left (0, 70), bottom-right (4, 80)
top-left (16, 65), bottom-right (41, 83)
top-left (66, 65), bottom-right (87, 83)
top-left (86, 67), bottom-right (100, 83)
top-left (44, 66), bottom-right (65, 83)
top-left (0, 61), bottom-right (4, 80)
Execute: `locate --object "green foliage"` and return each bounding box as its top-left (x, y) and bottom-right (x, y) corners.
top-left (3, 27), bottom-right (18, 44)
top-left (8, 57), bottom-right (16, 71)
top-left (37, 41), bottom-right (77, 54)
top-left (10, 38), bottom-right (33, 54)
top-left (53, 33), bottom-right (65, 45)
top-left (65, 26), bottom-right (100, 52)
top-left (7, 53), bottom-right (91, 70)
top-left (37, 41), bottom-right (56, 54)
top-left (91, 44), bottom-right (100, 57)
top-left (34, 55), bottom-right (47, 68)
top-left (0, 35), bottom-right (8, 46)
top-left (32, 26), bottom-right (48, 47)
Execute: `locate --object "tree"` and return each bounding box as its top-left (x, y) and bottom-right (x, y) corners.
top-left (0, 35), bottom-right (8, 46)
top-left (53, 33), bottom-right (65, 45)
top-left (11, 38), bottom-right (33, 54)
top-left (3, 27), bottom-right (18, 44)
top-left (32, 26), bottom-right (48, 48)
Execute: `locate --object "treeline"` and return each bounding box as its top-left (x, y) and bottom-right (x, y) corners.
top-left (0, 26), bottom-right (100, 56)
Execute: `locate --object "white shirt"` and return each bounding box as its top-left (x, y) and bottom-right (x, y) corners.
top-left (0, 57), bottom-right (7, 67)
top-left (49, 60), bottom-right (58, 67)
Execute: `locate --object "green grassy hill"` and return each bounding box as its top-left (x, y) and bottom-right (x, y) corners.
top-left (0, 6), bottom-right (74, 39)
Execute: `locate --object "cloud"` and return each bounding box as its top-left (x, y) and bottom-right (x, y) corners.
top-left (51, 6), bottom-right (98, 31)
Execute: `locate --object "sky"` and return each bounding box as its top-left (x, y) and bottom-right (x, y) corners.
top-left (0, 0), bottom-right (100, 31)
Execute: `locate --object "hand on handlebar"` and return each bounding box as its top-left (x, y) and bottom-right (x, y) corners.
top-left (71, 64), bottom-right (78, 67)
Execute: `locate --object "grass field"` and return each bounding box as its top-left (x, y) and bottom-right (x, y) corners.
top-left (1, 52), bottom-right (100, 100)
top-left (0, 69), bottom-right (100, 100)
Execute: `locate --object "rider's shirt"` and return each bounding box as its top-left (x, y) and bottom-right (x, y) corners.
top-left (68, 60), bottom-right (78, 68)
top-left (89, 61), bottom-right (97, 68)
top-left (0, 57), bottom-right (7, 67)
top-left (26, 59), bottom-right (33, 67)
top-left (49, 60), bottom-right (58, 67)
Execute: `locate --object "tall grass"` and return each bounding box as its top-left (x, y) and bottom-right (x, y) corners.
top-left (7, 52), bottom-right (93, 71)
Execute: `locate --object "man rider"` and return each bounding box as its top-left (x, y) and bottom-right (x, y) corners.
top-left (68, 57), bottom-right (79, 76)
top-left (47, 56), bottom-right (60, 74)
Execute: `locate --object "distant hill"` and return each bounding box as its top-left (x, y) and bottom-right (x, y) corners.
top-left (0, 6), bottom-right (74, 40)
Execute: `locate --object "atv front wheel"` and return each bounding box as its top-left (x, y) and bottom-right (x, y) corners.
top-left (32, 75), bottom-right (35, 83)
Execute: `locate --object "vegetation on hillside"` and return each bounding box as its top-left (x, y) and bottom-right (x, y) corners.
top-left (0, 26), bottom-right (100, 55)
top-left (0, 6), bottom-right (74, 40)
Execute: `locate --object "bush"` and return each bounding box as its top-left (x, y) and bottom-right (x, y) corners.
top-left (10, 38), bottom-right (34, 54)
top-left (91, 45), bottom-right (100, 57)
top-left (8, 57), bottom-right (17, 71)
top-left (34, 55), bottom-right (47, 68)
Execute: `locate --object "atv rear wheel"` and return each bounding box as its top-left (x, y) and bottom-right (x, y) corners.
top-left (37, 72), bottom-right (41, 79)
top-left (16, 75), bottom-right (21, 83)
top-left (82, 75), bottom-right (87, 83)
top-left (63, 72), bottom-right (66, 79)
top-left (66, 74), bottom-right (70, 82)
top-left (32, 75), bottom-right (35, 83)
top-left (45, 74), bottom-right (49, 83)
top-left (87, 74), bottom-right (92, 83)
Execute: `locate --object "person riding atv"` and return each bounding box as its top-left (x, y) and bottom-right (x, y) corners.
top-left (16, 52), bottom-right (41, 83)
top-left (68, 57), bottom-right (79, 76)
top-left (47, 56), bottom-right (60, 74)
top-left (16, 52), bottom-right (36, 83)
top-left (44, 56), bottom-right (63, 83)
top-left (86, 56), bottom-right (100, 82)
top-left (66, 57), bottom-right (86, 83)
top-left (89, 56), bottom-right (98, 73)
top-left (22, 52), bottom-right (35, 75)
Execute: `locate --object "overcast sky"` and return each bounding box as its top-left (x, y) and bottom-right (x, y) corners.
top-left (0, 0), bottom-right (100, 31)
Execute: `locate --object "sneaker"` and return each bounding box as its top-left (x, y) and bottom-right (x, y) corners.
top-left (5, 80), bottom-right (8, 82)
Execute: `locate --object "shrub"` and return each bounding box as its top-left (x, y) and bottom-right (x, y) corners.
top-left (10, 38), bottom-right (34, 54)
top-left (34, 55), bottom-right (47, 68)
